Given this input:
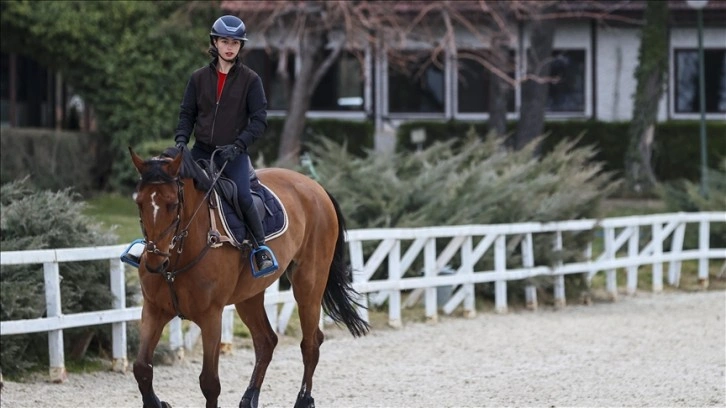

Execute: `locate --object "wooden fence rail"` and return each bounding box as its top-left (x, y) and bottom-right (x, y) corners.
top-left (1, 212), bottom-right (724, 382)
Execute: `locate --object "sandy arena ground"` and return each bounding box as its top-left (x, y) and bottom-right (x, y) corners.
top-left (2, 290), bottom-right (725, 408)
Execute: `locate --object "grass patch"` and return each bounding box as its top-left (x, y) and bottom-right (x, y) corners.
top-left (84, 192), bottom-right (140, 243)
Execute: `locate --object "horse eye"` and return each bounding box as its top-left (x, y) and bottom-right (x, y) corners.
top-left (168, 202), bottom-right (179, 211)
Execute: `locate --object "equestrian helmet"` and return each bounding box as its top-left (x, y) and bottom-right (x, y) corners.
top-left (210, 15), bottom-right (248, 45)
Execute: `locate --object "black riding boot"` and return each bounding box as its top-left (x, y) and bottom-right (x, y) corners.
top-left (242, 202), bottom-right (275, 272)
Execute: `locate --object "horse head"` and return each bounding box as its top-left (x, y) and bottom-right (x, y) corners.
top-left (129, 146), bottom-right (184, 273)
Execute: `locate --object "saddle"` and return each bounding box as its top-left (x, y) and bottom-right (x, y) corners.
top-left (203, 160), bottom-right (288, 248)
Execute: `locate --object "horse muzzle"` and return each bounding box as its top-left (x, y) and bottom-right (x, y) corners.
top-left (144, 242), bottom-right (171, 273)
top-left (144, 257), bottom-right (170, 274)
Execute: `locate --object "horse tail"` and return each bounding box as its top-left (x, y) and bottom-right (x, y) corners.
top-left (322, 191), bottom-right (371, 337)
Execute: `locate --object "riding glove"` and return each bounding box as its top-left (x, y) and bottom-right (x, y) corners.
top-left (220, 141), bottom-right (246, 162)
top-left (175, 136), bottom-right (188, 151)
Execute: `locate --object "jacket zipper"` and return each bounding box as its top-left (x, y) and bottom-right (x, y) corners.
top-left (210, 69), bottom-right (226, 145)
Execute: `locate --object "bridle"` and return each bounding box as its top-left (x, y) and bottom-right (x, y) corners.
top-left (138, 155), bottom-right (227, 319)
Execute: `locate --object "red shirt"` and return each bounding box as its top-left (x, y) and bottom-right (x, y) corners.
top-left (216, 71), bottom-right (227, 101)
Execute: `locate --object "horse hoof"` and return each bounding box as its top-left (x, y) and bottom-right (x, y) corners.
top-left (293, 395), bottom-right (315, 408)
top-left (161, 402), bottom-right (173, 408)
top-left (239, 387), bottom-right (260, 408)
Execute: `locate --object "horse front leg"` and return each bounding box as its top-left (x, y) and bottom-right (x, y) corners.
top-left (235, 293), bottom-right (278, 408)
top-left (197, 309), bottom-right (224, 408)
top-left (133, 303), bottom-right (174, 408)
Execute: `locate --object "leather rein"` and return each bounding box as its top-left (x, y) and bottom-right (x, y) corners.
top-left (140, 159), bottom-right (227, 320)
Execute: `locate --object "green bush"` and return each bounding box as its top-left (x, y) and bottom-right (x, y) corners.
top-left (396, 119), bottom-right (726, 184)
top-left (660, 158), bottom-right (726, 248)
top-left (0, 128), bottom-right (99, 194)
top-left (0, 179), bottom-right (136, 377)
top-left (249, 117), bottom-right (375, 166)
top-left (305, 130), bottom-right (620, 303)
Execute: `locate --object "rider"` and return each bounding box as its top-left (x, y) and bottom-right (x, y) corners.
top-left (174, 15), bottom-right (276, 273)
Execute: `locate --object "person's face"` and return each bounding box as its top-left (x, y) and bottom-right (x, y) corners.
top-left (215, 37), bottom-right (242, 61)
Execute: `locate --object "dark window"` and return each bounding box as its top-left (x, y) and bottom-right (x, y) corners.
top-left (547, 49), bottom-right (586, 113)
top-left (310, 51), bottom-right (365, 111)
top-left (457, 50), bottom-right (515, 113)
top-left (388, 51), bottom-right (445, 114)
top-left (675, 48), bottom-right (726, 113)
top-left (243, 49), bottom-right (293, 111)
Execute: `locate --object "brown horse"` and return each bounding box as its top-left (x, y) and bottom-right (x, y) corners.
top-left (129, 146), bottom-right (369, 408)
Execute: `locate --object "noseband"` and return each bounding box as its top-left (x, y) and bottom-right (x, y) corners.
top-left (140, 178), bottom-right (184, 269)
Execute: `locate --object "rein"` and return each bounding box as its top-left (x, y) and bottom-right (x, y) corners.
top-left (143, 153), bottom-right (228, 320)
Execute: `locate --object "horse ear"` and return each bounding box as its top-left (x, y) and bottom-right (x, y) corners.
top-left (129, 146), bottom-right (146, 174)
top-left (167, 150), bottom-right (183, 178)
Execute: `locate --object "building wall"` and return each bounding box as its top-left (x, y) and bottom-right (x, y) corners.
top-left (596, 26), bottom-right (642, 122)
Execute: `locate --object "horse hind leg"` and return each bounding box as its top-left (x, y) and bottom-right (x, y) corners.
top-left (235, 292), bottom-right (278, 408)
top-left (292, 300), bottom-right (325, 408)
top-left (133, 305), bottom-right (174, 408)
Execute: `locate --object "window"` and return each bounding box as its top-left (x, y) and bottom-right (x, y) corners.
top-left (457, 50), bottom-right (515, 113)
top-left (388, 51), bottom-right (445, 114)
top-left (674, 49), bottom-right (726, 113)
top-left (243, 49), bottom-right (293, 111)
top-left (547, 49), bottom-right (586, 113)
top-left (310, 51), bottom-right (365, 111)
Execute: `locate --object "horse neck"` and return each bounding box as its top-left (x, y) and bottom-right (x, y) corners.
top-left (180, 178), bottom-right (211, 240)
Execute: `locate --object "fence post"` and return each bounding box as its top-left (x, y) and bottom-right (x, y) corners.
top-left (494, 235), bottom-right (507, 313)
top-left (109, 258), bottom-right (128, 373)
top-left (604, 227), bottom-right (617, 300)
top-left (349, 240), bottom-right (369, 323)
top-left (265, 283), bottom-right (279, 333)
top-left (220, 308), bottom-right (234, 353)
top-left (626, 226), bottom-right (640, 295)
top-left (553, 231), bottom-right (566, 307)
top-left (522, 233), bottom-right (537, 310)
top-left (652, 222), bottom-right (663, 293)
top-left (169, 317), bottom-right (184, 358)
top-left (388, 239), bottom-right (402, 327)
top-left (699, 220), bottom-right (710, 288)
top-left (668, 223), bottom-right (686, 287)
top-left (424, 238), bottom-right (438, 321)
top-left (44, 261), bottom-right (67, 383)
top-left (462, 236), bottom-right (476, 318)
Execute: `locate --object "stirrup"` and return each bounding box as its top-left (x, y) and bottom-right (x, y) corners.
top-left (120, 238), bottom-right (146, 268)
top-left (250, 245), bottom-right (278, 278)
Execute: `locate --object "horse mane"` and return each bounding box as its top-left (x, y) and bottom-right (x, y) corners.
top-left (159, 146), bottom-right (213, 192)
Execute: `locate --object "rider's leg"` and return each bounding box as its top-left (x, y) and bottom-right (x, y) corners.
top-left (223, 152), bottom-right (275, 272)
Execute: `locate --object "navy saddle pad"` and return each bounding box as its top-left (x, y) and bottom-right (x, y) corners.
top-left (218, 179), bottom-right (287, 245)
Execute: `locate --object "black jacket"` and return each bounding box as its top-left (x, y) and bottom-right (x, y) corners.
top-left (175, 59), bottom-right (267, 150)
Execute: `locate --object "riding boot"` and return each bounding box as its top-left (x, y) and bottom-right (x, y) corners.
top-left (241, 201), bottom-right (275, 271)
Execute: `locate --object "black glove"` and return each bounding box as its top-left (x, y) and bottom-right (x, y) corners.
top-left (175, 136), bottom-right (188, 151)
top-left (219, 141), bottom-right (245, 162)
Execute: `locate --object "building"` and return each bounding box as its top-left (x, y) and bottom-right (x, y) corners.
top-left (2, 1), bottom-right (724, 140)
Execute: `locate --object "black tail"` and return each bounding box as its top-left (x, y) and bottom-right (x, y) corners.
top-left (322, 191), bottom-right (370, 337)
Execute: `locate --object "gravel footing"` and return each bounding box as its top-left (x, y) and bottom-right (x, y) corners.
top-left (2, 290), bottom-right (724, 408)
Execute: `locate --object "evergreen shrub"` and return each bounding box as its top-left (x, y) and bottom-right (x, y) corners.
top-left (306, 129), bottom-right (620, 304)
top-left (0, 179), bottom-right (136, 377)
top-left (396, 120), bottom-right (726, 184)
top-left (660, 158), bottom-right (726, 248)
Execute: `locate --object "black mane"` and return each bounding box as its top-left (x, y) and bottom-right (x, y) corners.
top-left (159, 146), bottom-right (213, 191)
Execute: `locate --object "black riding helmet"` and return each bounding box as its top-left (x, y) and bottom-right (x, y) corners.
top-left (209, 15), bottom-right (248, 46)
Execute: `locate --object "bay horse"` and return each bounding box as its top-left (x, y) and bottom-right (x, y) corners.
top-left (128, 146), bottom-right (369, 408)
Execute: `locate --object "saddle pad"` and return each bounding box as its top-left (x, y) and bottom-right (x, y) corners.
top-left (214, 181), bottom-right (288, 247)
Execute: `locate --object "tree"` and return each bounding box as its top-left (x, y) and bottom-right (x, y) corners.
top-left (624, 0), bottom-right (669, 195)
top-left (0, 0), bottom-right (218, 189)
top-left (224, 1), bottom-right (637, 165)
top-left (513, 2), bottom-right (557, 151)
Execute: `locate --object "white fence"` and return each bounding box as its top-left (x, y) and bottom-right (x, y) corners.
top-left (1, 212), bottom-right (724, 382)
